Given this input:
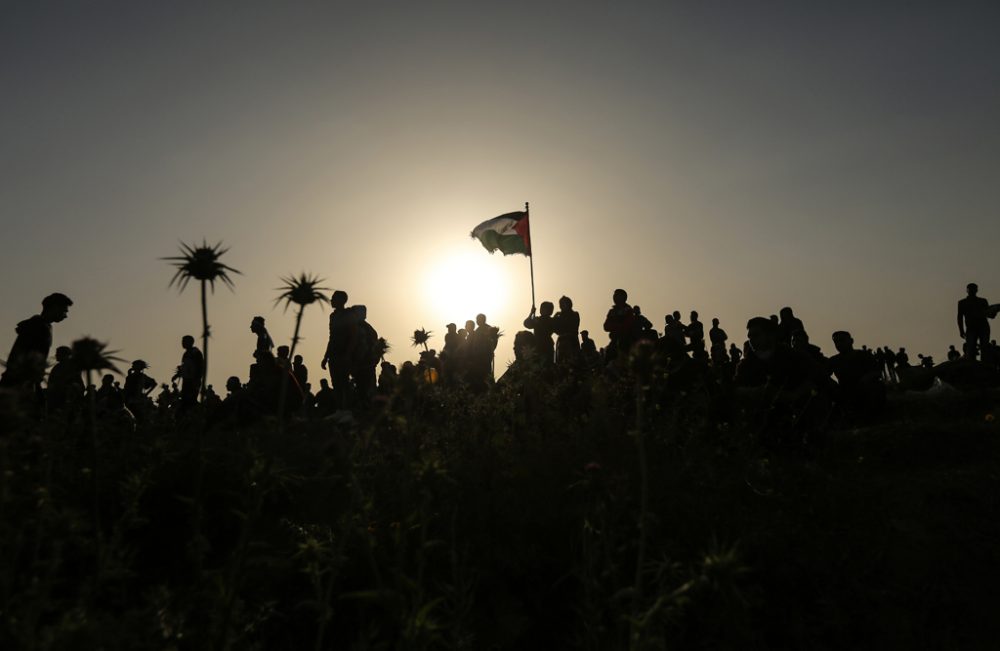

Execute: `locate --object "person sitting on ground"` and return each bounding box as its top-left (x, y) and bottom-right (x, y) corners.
top-left (947, 345), bottom-right (961, 362)
top-left (829, 331), bottom-right (885, 420)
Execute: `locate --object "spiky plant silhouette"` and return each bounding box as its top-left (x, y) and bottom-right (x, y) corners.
top-left (163, 241), bottom-right (240, 396)
top-left (411, 328), bottom-right (432, 352)
top-left (274, 272), bottom-right (330, 359)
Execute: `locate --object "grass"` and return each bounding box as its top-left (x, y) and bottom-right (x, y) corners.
top-left (0, 372), bottom-right (998, 650)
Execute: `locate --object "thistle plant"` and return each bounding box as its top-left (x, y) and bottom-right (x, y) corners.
top-left (163, 241), bottom-right (240, 396)
top-left (411, 328), bottom-right (432, 352)
top-left (274, 272), bottom-right (331, 359)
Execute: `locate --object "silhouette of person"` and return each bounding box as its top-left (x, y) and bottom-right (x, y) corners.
top-left (552, 296), bottom-right (581, 365)
top-left (947, 345), bottom-right (961, 362)
top-left (377, 362), bottom-right (397, 395)
top-left (580, 330), bottom-right (601, 368)
top-left (315, 377), bottom-right (337, 414)
top-left (469, 313), bottom-right (500, 384)
top-left (603, 289), bottom-right (638, 361)
top-left (292, 354), bottom-right (308, 389)
top-left (523, 301), bottom-right (556, 364)
top-left (896, 347), bottom-right (910, 368)
top-left (321, 290), bottom-right (358, 409)
top-left (443, 323), bottom-right (462, 358)
top-left (46, 345), bottom-right (82, 412)
top-left (686, 311), bottom-right (706, 357)
top-left (958, 283), bottom-right (991, 361)
top-left (882, 347), bottom-right (898, 383)
top-left (250, 316), bottom-right (274, 355)
top-left (276, 345), bottom-right (291, 370)
top-left (173, 335), bottom-right (204, 411)
top-left (791, 330), bottom-right (828, 368)
top-left (664, 314), bottom-right (686, 348)
top-left (709, 318), bottom-right (728, 364)
top-left (123, 359), bottom-right (156, 420)
top-left (829, 331), bottom-right (885, 419)
top-left (728, 342), bottom-right (742, 364)
top-left (777, 307), bottom-right (805, 346)
top-left (633, 305), bottom-right (654, 335)
top-left (0, 292), bottom-right (73, 393)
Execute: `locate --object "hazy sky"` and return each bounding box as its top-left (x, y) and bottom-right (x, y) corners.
top-left (3, 1), bottom-right (999, 387)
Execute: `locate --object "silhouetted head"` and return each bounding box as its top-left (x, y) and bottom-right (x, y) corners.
top-left (319, 378), bottom-right (329, 389)
top-left (293, 354), bottom-right (303, 364)
top-left (539, 301), bottom-right (554, 317)
top-left (633, 305), bottom-right (642, 315)
top-left (746, 317), bottom-right (778, 358)
top-left (277, 345), bottom-right (289, 359)
top-left (182, 335), bottom-right (195, 349)
top-left (41, 293), bottom-right (72, 323)
top-left (446, 323), bottom-right (457, 333)
top-left (791, 330), bottom-right (811, 348)
top-left (465, 320), bottom-right (475, 333)
top-left (967, 283), bottom-right (978, 296)
top-left (559, 296), bottom-right (573, 311)
top-left (54, 345), bottom-right (72, 362)
top-left (226, 376), bottom-right (241, 393)
top-left (613, 289), bottom-right (628, 306)
top-left (476, 314), bottom-right (487, 326)
top-left (130, 359), bottom-right (149, 372)
top-left (250, 316), bottom-right (265, 332)
top-left (101, 374), bottom-right (114, 387)
top-left (672, 310), bottom-right (681, 321)
top-left (712, 318), bottom-right (720, 327)
top-left (331, 290), bottom-right (348, 308)
top-left (581, 330), bottom-right (590, 341)
top-left (832, 331), bottom-right (854, 354)
top-left (690, 311), bottom-right (699, 322)
top-left (779, 307), bottom-right (795, 320)
top-left (665, 314), bottom-right (673, 324)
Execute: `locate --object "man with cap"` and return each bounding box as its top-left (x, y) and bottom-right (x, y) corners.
top-left (1, 293), bottom-right (73, 392)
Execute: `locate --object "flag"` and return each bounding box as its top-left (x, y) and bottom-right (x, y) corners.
top-left (470, 211), bottom-right (531, 256)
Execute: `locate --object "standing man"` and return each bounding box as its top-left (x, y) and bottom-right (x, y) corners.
top-left (173, 335), bottom-right (204, 411)
top-left (321, 290), bottom-right (359, 409)
top-left (1, 293), bottom-right (73, 395)
top-left (958, 282), bottom-right (991, 361)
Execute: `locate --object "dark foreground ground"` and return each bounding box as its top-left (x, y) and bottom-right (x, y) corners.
top-left (1, 380), bottom-right (998, 650)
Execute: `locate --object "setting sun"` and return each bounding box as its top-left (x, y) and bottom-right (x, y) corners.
top-left (422, 248), bottom-right (510, 327)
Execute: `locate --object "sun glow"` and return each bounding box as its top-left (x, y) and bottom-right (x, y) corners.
top-left (423, 249), bottom-right (510, 327)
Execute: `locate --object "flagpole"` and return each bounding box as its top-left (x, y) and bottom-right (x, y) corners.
top-left (526, 201), bottom-right (536, 312)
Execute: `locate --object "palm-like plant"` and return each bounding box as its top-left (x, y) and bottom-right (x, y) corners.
top-left (411, 328), bottom-right (432, 352)
top-left (163, 241), bottom-right (240, 395)
top-left (72, 337), bottom-right (124, 390)
top-left (274, 273), bottom-right (331, 359)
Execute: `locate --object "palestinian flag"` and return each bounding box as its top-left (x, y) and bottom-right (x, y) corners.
top-left (471, 211), bottom-right (531, 256)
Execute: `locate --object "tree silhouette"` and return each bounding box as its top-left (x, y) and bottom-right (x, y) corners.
top-left (274, 272), bottom-right (331, 360)
top-left (163, 241), bottom-right (240, 396)
top-left (411, 328), bottom-right (432, 352)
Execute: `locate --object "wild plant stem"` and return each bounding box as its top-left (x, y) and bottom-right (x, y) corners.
top-left (630, 380), bottom-right (649, 650)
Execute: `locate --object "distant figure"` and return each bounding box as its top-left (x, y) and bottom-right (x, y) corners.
top-left (123, 359), bottom-right (156, 420)
top-left (664, 314), bottom-right (686, 348)
top-left (552, 296), bottom-right (581, 365)
top-left (377, 362), bottom-right (397, 395)
top-left (46, 345), bottom-right (82, 412)
top-left (469, 313), bottom-right (500, 385)
top-left (0, 292), bottom-right (73, 393)
top-left (918, 354), bottom-right (935, 369)
top-left (321, 290), bottom-right (359, 409)
top-left (580, 330), bottom-right (601, 368)
top-left (882, 347), bottom-right (898, 383)
top-left (686, 311), bottom-right (706, 358)
top-left (728, 342), bottom-right (742, 364)
top-left (523, 301), bottom-right (556, 364)
top-left (829, 331), bottom-right (885, 419)
top-left (250, 316), bottom-right (274, 355)
top-left (603, 289), bottom-right (638, 361)
top-left (778, 307), bottom-right (805, 346)
top-left (947, 345), bottom-right (961, 362)
top-left (172, 335), bottom-right (204, 411)
top-left (735, 316), bottom-right (823, 393)
top-left (633, 305), bottom-right (654, 337)
top-left (315, 378), bottom-right (337, 414)
top-left (709, 318), bottom-right (728, 364)
top-left (791, 330), bottom-right (828, 368)
top-left (276, 345), bottom-right (291, 370)
top-left (896, 347), bottom-right (910, 368)
top-left (442, 323), bottom-right (462, 358)
top-left (958, 283), bottom-right (991, 361)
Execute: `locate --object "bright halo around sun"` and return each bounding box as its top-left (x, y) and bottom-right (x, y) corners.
top-left (423, 249), bottom-right (509, 326)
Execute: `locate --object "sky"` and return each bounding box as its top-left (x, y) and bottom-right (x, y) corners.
top-left (2, 1), bottom-right (999, 387)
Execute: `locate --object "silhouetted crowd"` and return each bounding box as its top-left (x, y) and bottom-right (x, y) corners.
top-left (2, 283), bottom-right (999, 434)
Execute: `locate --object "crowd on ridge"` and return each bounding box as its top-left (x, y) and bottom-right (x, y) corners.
top-left (1, 283), bottom-right (998, 430)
